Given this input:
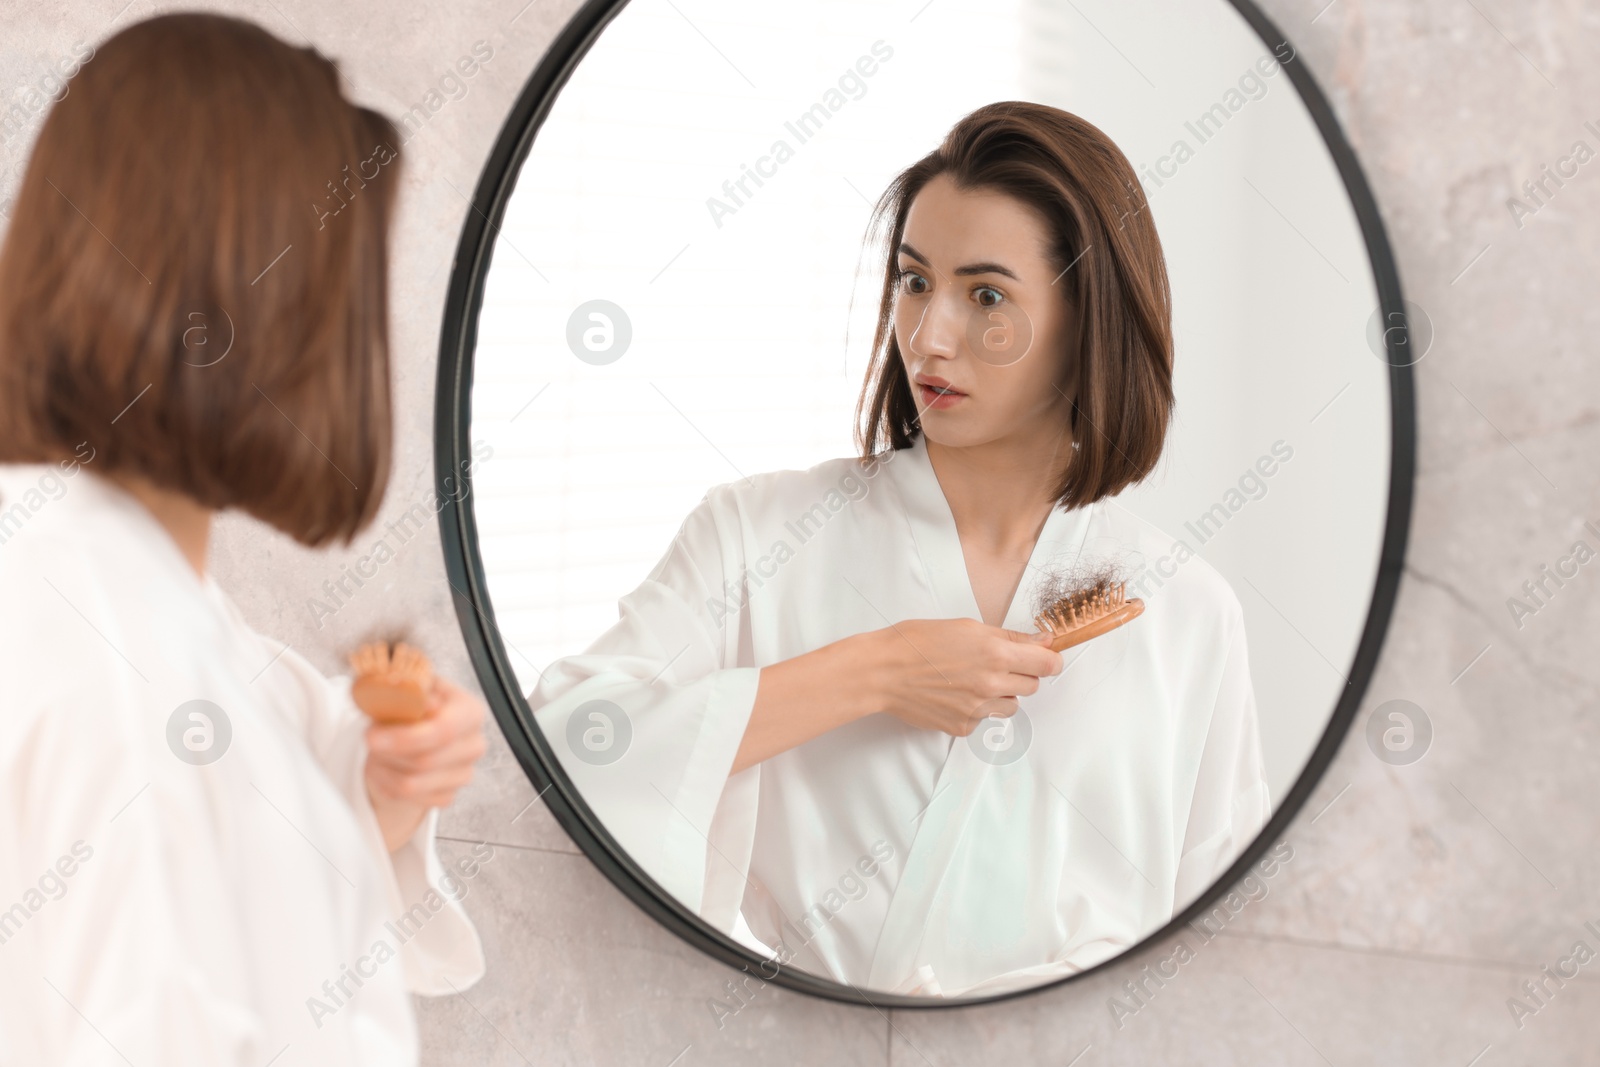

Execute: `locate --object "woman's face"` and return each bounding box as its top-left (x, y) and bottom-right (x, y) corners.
top-left (893, 173), bottom-right (1075, 453)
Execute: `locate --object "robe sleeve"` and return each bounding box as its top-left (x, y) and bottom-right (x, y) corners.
top-left (1170, 601), bottom-right (1272, 916)
top-left (526, 484), bottom-right (763, 929)
top-left (268, 644), bottom-right (487, 995)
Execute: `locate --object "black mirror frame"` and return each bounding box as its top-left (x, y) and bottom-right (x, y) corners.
top-left (434, 0), bottom-right (1416, 1010)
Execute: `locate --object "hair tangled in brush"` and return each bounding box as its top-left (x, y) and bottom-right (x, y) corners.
top-left (1030, 555), bottom-right (1135, 623)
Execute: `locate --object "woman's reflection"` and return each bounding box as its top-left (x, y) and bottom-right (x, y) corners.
top-left (529, 100), bottom-right (1271, 997)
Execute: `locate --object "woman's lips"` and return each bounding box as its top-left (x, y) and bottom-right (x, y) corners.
top-left (916, 377), bottom-right (966, 410)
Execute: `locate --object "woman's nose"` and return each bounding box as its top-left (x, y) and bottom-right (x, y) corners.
top-left (906, 291), bottom-right (966, 360)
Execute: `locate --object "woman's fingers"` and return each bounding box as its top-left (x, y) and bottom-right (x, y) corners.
top-left (367, 682), bottom-right (484, 758)
top-left (880, 619), bottom-right (1069, 737)
top-left (996, 627), bottom-right (1064, 677)
top-left (367, 760), bottom-right (478, 803)
top-left (364, 676), bottom-right (488, 806)
top-left (975, 696), bottom-right (1019, 719)
top-left (937, 697), bottom-right (1018, 737)
top-left (366, 727), bottom-right (487, 773)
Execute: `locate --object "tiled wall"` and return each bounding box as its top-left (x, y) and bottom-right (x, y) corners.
top-left (6, 0), bottom-right (1594, 1062)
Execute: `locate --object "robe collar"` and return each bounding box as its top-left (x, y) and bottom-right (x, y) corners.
top-left (885, 433), bottom-right (1096, 632)
top-left (2, 461), bottom-right (231, 626)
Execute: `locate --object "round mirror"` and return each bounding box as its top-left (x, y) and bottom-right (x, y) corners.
top-left (437, 0), bottom-right (1413, 1005)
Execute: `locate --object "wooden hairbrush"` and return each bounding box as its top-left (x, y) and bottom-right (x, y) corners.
top-left (1032, 572), bottom-right (1144, 652)
top-left (348, 640), bottom-right (435, 724)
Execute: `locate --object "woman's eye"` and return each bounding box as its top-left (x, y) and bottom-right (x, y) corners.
top-left (896, 268), bottom-right (928, 294)
top-left (975, 286), bottom-right (1004, 307)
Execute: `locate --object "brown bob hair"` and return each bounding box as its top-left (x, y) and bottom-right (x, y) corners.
top-left (0, 13), bottom-right (403, 546)
top-left (855, 101), bottom-right (1174, 509)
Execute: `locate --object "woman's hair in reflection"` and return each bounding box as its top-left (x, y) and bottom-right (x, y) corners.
top-left (0, 13), bottom-right (404, 546)
top-left (1029, 555), bottom-right (1134, 622)
top-left (853, 100), bottom-right (1175, 509)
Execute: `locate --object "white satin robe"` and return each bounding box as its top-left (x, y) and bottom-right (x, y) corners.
top-left (530, 434), bottom-right (1271, 996)
top-left (0, 464), bottom-right (485, 1064)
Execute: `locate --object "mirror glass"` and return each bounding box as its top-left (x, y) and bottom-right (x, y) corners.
top-left (457, 0), bottom-right (1402, 999)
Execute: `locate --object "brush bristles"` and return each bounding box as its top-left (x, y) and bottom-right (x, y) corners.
top-left (348, 640), bottom-right (432, 687)
top-left (1035, 579), bottom-right (1130, 634)
top-left (389, 643), bottom-right (429, 683)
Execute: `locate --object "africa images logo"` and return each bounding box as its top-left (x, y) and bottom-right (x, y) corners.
top-left (165, 699), bottom-right (232, 766)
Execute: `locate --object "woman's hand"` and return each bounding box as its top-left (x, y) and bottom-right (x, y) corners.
top-left (363, 675), bottom-right (489, 851)
top-left (864, 618), bottom-right (1063, 737)
top-left (732, 617), bottom-right (1062, 775)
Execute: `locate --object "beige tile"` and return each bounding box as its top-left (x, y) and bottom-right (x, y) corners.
top-left (889, 930), bottom-right (1600, 1066)
top-left (418, 841), bottom-right (889, 1067)
top-left (1220, 465), bottom-right (1600, 964)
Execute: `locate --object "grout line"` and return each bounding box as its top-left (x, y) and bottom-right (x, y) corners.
top-left (1212, 927), bottom-right (1600, 982)
top-left (436, 834), bottom-right (583, 857)
top-left (438, 845), bottom-right (1600, 992)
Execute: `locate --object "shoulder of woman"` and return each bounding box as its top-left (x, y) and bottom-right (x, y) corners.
top-left (696, 453), bottom-right (891, 522)
top-left (0, 612), bottom-right (176, 824)
top-left (1090, 497), bottom-right (1244, 626)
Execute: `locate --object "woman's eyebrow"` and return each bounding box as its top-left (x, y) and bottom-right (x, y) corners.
top-left (897, 241), bottom-right (1019, 280)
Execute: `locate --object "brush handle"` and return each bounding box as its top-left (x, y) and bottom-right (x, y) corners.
top-left (350, 677), bottom-right (433, 724)
top-left (1045, 599), bottom-right (1144, 653)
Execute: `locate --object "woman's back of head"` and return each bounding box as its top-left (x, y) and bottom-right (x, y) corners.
top-left (0, 12), bottom-right (404, 547)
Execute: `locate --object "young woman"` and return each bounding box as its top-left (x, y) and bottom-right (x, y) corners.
top-left (530, 101), bottom-right (1271, 996)
top-left (0, 15), bottom-right (487, 1062)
